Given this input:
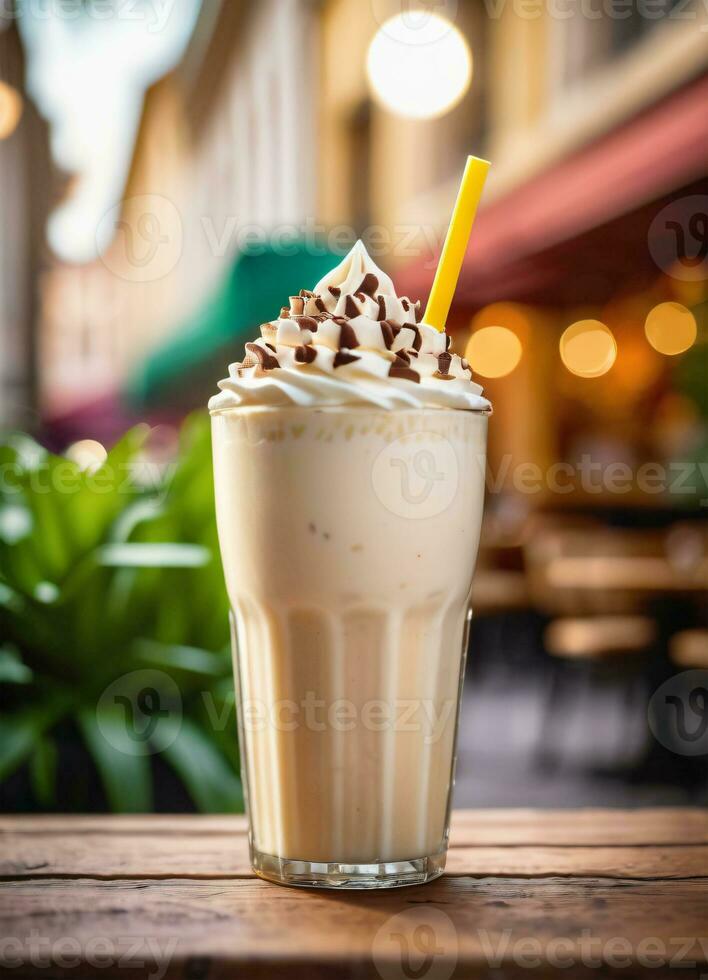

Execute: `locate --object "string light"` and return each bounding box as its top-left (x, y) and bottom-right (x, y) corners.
top-left (645, 302), bottom-right (697, 356)
top-left (465, 326), bottom-right (523, 379)
top-left (560, 320), bottom-right (617, 378)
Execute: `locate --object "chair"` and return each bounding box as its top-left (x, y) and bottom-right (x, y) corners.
top-left (538, 615), bottom-right (657, 773)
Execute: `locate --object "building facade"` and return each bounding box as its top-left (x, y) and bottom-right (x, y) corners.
top-left (2, 0), bottom-right (706, 475)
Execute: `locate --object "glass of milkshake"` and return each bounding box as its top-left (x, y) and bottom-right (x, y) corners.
top-left (210, 241), bottom-right (490, 889)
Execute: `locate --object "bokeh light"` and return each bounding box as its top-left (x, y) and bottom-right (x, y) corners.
top-left (66, 439), bottom-right (108, 472)
top-left (0, 81), bottom-right (23, 140)
top-left (560, 320), bottom-right (617, 378)
top-left (472, 302), bottom-right (531, 335)
top-left (465, 326), bottom-right (523, 379)
top-left (367, 14), bottom-right (472, 120)
top-left (644, 302), bottom-right (697, 356)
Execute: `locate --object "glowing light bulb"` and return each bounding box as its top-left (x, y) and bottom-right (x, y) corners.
top-left (367, 14), bottom-right (472, 120)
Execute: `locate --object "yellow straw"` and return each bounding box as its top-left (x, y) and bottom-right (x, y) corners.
top-left (423, 155), bottom-right (490, 332)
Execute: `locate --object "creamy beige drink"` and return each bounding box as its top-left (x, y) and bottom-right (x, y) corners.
top-left (210, 242), bottom-right (490, 888)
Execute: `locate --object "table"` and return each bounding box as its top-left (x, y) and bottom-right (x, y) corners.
top-left (1, 809), bottom-right (706, 978)
top-left (546, 556), bottom-right (708, 593)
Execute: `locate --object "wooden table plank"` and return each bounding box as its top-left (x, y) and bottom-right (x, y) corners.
top-left (451, 808), bottom-right (708, 845)
top-left (2, 834), bottom-right (706, 880)
top-left (3, 807), bottom-right (706, 844)
top-left (1, 810), bottom-right (706, 979)
top-left (1, 878), bottom-right (706, 979)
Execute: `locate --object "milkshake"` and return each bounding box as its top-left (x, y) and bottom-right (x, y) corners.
top-left (210, 241), bottom-right (490, 888)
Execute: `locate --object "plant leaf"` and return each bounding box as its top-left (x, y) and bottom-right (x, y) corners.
top-left (78, 708), bottom-right (154, 813)
top-left (163, 718), bottom-right (243, 813)
top-left (109, 499), bottom-right (165, 544)
top-left (134, 639), bottom-right (227, 677)
top-left (0, 505), bottom-right (33, 544)
top-left (98, 543), bottom-right (210, 568)
top-left (0, 710), bottom-right (48, 782)
top-left (30, 734), bottom-right (57, 806)
top-left (0, 646), bottom-right (33, 684)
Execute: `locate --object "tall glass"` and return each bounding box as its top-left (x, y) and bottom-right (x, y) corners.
top-left (211, 405), bottom-right (488, 888)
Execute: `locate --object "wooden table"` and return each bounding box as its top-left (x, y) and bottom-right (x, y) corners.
top-left (1, 809), bottom-right (707, 978)
top-left (546, 556), bottom-right (708, 593)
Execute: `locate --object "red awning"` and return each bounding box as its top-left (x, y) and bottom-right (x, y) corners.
top-left (399, 75), bottom-right (708, 309)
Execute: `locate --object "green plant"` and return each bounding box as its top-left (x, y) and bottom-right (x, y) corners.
top-left (0, 413), bottom-right (243, 813)
top-left (673, 333), bottom-right (708, 506)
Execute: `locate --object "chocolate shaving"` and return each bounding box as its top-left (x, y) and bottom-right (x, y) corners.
top-left (315, 296), bottom-right (328, 313)
top-left (299, 289), bottom-right (314, 298)
top-left (339, 321), bottom-right (360, 349)
top-left (292, 316), bottom-right (319, 332)
top-left (333, 351), bottom-right (360, 368)
top-left (358, 273), bottom-right (379, 296)
top-left (446, 334), bottom-right (452, 351)
top-left (437, 352), bottom-right (452, 376)
top-left (415, 300), bottom-right (423, 324)
top-left (245, 342), bottom-right (279, 370)
top-left (328, 286), bottom-right (341, 298)
top-left (376, 296), bottom-right (387, 321)
top-left (380, 320), bottom-right (394, 349)
top-left (344, 295), bottom-right (360, 318)
top-left (265, 343), bottom-right (277, 352)
top-left (403, 323), bottom-right (423, 352)
top-left (394, 350), bottom-right (411, 366)
top-left (389, 365), bottom-right (420, 383)
top-left (295, 345), bottom-right (317, 364)
top-left (402, 298), bottom-right (410, 312)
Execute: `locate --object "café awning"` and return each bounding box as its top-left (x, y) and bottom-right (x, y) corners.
top-left (399, 75), bottom-right (708, 309)
top-left (125, 245), bottom-right (338, 408)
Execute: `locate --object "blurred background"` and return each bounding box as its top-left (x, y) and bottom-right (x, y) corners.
top-left (0, 0), bottom-right (706, 814)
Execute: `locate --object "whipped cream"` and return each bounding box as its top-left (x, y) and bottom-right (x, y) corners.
top-left (209, 241), bottom-right (491, 413)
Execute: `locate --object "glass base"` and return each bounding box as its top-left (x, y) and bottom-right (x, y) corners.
top-left (252, 847), bottom-right (447, 890)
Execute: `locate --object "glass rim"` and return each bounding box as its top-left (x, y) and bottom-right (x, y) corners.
top-left (209, 404), bottom-right (492, 418)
